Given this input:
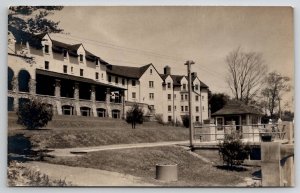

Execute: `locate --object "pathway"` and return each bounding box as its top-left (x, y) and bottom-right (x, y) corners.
top-left (22, 161), bottom-right (156, 186)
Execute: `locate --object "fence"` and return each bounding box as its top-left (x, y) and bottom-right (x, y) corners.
top-left (194, 122), bottom-right (291, 143)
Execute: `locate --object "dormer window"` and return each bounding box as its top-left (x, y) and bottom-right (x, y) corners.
top-left (80, 69), bottom-right (83, 76)
top-left (63, 50), bottom-right (67, 57)
top-left (96, 59), bottom-right (99, 66)
top-left (79, 54), bottom-right (83, 62)
top-left (150, 69), bottom-right (153, 75)
top-left (183, 84), bottom-right (186, 90)
top-left (132, 80), bottom-right (136, 86)
top-left (95, 72), bottom-right (99, 80)
top-left (44, 45), bottom-right (49, 54)
top-left (167, 82), bottom-right (171, 89)
top-left (195, 84), bottom-right (199, 91)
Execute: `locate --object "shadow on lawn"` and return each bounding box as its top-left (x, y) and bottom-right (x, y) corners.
top-left (8, 134), bottom-right (53, 163)
top-left (215, 165), bottom-right (249, 172)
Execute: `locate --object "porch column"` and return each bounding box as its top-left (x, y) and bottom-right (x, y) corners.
top-left (74, 82), bottom-right (81, 116)
top-left (29, 79), bottom-right (36, 95)
top-left (74, 82), bottom-right (79, 100)
top-left (55, 79), bottom-right (61, 98)
top-left (54, 79), bottom-right (62, 115)
top-left (121, 90), bottom-right (125, 119)
top-left (91, 85), bottom-right (97, 117)
top-left (12, 77), bottom-right (18, 92)
top-left (105, 88), bottom-right (111, 117)
top-left (13, 96), bottom-right (19, 111)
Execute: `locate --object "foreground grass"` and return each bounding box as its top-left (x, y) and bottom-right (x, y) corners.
top-left (8, 122), bottom-right (189, 149)
top-left (8, 161), bottom-right (71, 186)
top-left (46, 146), bottom-right (254, 186)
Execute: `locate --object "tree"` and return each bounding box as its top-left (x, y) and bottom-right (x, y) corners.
top-left (218, 132), bottom-right (251, 169)
top-left (261, 72), bottom-right (291, 118)
top-left (209, 93), bottom-right (230, 114)
top-left (17, 99), bottom-right (53, 130)
top-left (126, 104), bottom-right (144, 128)
top-left (8, 6), bottom-right (64, 54)
top-left (226, 47), bottom-right (267, 104)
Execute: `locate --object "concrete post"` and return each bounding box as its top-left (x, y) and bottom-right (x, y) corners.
top-left (74, 82), bottom-right (80, 116)
top-left (121, 90), bottom-right (125, 119)
top-left (261, 142), bottom-right (282, 186)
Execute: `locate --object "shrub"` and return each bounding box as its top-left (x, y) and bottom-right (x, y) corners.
top-left (17, 99), bottom-right (53, 130)
top-left (125, 103), bottom-right (144, 124)
top-left (154, 114), bottom-right (165, 125)
top-left (218, 132), bottom-right (251, 169)
top-left (182, 115), bottom-right (190, 128)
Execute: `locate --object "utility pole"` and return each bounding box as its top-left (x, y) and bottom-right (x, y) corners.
top-left (185, 60), bottom-right (195, 149)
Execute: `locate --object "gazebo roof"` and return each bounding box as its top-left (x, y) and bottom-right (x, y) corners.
top-left (212, 101), bottom-right (262, 116)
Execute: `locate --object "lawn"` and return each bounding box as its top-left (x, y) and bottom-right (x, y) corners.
top-left (8, 120), bottom-right (189, 149)
top-left (46, 146), bottom-right (258, 186)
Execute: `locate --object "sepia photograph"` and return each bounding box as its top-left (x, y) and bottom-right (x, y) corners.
top-left (7, 6), bottom-right (294, 187)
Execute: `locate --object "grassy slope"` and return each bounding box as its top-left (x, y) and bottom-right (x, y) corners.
top-left (8, 121), bottom-right (189, 149)
top-left (47, 146), bottom-right (253, 186)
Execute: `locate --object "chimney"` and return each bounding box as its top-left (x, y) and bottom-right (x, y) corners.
top-left (191, 72), bottom-right (197, 78)
top-left (164, 65), bottom-right (171, 75)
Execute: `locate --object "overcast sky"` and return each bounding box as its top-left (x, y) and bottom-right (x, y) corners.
top-left (48, 6), bottom-right (294, 106)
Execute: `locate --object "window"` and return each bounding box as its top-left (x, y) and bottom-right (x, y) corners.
top-left (196, 106), bottom-right (199, 112)
top-left (174, 106), bottom-right (177, 110)
top-left (63, 65), bottom-right (67, 73)
top-left (195, 84), bottom-right (198, 91)
top-left (80, 69), bottom-right (83, 76)
top-left (132, 80), bottom-right (136, 86)
top-left (174, 94), bottom-right (176, 99)
top-left (79, 54), bottom-right (83, 62)
top-left (168, 94), bottom-right (171, 100)
top-left (149, 93), bottom-right (154, 100)
top-left (150, 69), bottom-right (152, 74)
top-left (71, 67), bottom-right (73, 73)
top-left (149, 81), bottom-right (154, 88)
top-left (122, 78), bottom-right (125, 85)
top-left (183, 84), bottom-right (186, 90)
top-left (181, 106), bottom-right (184, 112)
top-left (63, 50), bottom-right (67, 57)
top-left (44, 45), bottom-right (49, 53)
top-left (203, 106), bottom-right (205, 111)
top-left (44, 61), bottom-right (49, 70)
top-left (181, 94), bottom-right (184, 101)
top-left (101, 73), bottom-right (104, 79)
top-left (168, 116), bottom-right (172, 122)
top-left (185, 94), bottom-right (188, 100)
top-left (167, 82), bottom-right (171, 89)
top-left (95, 72), bottom-right (99, 80)
top-left (202, 96), bottom-right (204, 100)
top-left (196, 116), bottom-right (199, 122)
top-left (132, 92), bottom-right (136, 99)
top-left (168, 105), bottom-right (172, 112)
top-left (96, 59), bottom-right (99, 66)
top-left (108, 75), bottom-right (112, 82)
top-left (196, 95), bottom-right (199, 101)
top-left (115, 77), bottom-right (118, 84)
top-left (185, 106), bottom-right (188, 112)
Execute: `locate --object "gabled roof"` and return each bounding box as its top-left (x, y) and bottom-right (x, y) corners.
top-left (106, 64), bottom-right (154, 79)
top-left (212, 101), bottom-right (262, 116)
top-left (171, 75), bottom-right (184, 86)
top-left (184, 75), bottom-right (208, 88)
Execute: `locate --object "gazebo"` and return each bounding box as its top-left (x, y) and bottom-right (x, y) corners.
top-left (211, 101), bottom-right (262, 131)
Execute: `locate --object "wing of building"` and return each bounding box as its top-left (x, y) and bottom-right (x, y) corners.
top-left (7, 32), bottom-right (210, 124)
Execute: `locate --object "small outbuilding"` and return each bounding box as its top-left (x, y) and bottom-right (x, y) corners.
top-left (211, 101), bottom-right (262, 131)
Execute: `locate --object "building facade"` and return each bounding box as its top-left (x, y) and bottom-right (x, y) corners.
top-left (7, 32), bottom-right (209, 124)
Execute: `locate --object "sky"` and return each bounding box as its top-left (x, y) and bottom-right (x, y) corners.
top-left (48, 6), bottom-right (294, 107)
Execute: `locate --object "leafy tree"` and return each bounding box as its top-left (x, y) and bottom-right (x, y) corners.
top-left (17, 99), bottom-right (53, 130)
top-left (218, 132), bottom-right (251, 169)
top-left (261, 72), bottom-right (290, 118)
top-left (8, 6), bottom-right (64, 50)
top-left (126, 104), bottom-right (144, 127)
top-left (226, 47), bottom-right (267, 104)
top-left (181, 115), bottom-right (189, 128)
top-left (209, 93), bottom-right (230, 114)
